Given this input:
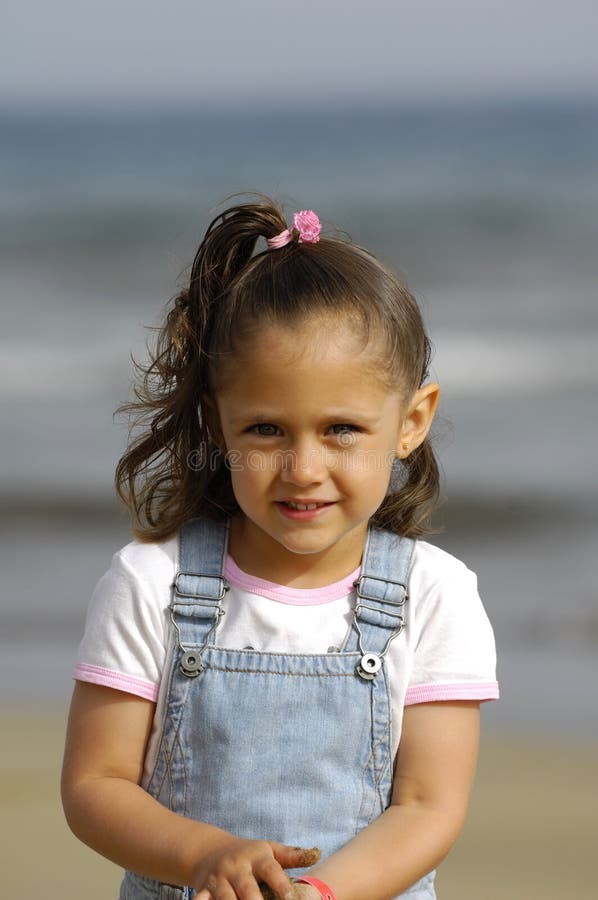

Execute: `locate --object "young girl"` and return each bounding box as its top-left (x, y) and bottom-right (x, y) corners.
top-left (62, 197), bottom-right (498, 900)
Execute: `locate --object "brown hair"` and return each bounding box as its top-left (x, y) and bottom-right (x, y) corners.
top-left (115, 194), bottom-right (439, 541)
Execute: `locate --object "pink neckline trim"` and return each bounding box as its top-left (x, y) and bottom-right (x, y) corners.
top-left (224, 555), bottom-right (361, 605)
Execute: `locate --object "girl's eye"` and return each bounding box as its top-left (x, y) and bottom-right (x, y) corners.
top-left (329, 424), bottom-right (361, 446)
top-left (249, 423), bottom-right (280, 436)
top-left (330, 424), bottom-right (358, 435)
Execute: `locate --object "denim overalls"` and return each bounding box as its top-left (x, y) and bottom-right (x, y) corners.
top-left (119, 517), bottom-right (436, 900)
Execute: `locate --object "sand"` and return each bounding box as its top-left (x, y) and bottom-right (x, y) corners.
top-left (2, 704), bottom-right (596, 899)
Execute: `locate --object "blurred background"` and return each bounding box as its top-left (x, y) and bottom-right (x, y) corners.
top-left (1, 2), bottom-right (597, 897)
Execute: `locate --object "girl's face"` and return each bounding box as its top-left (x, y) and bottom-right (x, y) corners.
top-left (211, 317), bottom-right (438, 578)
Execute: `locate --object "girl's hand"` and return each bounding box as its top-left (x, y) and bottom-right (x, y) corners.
top-left (259, 884), bottom-right (320, 900)
top-left (259, 883), bottom-right (320, 900)
top-left (193, 839), bottom-right (319, 900)
top-left (285, 886), bottom-right (321, 900)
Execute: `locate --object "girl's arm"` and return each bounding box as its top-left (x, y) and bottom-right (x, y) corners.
top-left (306, 700), bottom-right (481, 900)
top-left (61, 682), bottom-right (308, 899)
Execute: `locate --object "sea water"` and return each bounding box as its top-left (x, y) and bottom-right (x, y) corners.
top-left (1, 99), bottom-right (597, 735)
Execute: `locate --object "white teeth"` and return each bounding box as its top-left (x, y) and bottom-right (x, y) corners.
top-left (285, 501), bottom-right (320, 510)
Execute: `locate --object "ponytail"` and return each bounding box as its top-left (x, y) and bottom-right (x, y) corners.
top-left (185, 197), bottom-right (288, 347)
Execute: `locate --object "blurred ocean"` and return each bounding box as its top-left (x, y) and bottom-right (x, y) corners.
top-left (1, 99), bottom-right (597, 734)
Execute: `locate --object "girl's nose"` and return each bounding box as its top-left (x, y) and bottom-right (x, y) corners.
top-left (279, 444), bottom-right (327, 486)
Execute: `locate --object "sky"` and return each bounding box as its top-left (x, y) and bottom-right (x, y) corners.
top-left (2, 0), bottom-right (598, 107)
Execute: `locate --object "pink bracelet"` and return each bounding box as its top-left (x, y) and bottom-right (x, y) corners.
top-left (293, 876), bottom-right (336, 899)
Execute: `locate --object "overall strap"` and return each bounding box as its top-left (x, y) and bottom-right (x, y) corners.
top-left (171, 516), bottom-right (230, 650)
top-left (356, 525), bottom-right (414, 629)
top-left (344, 525), bottom-right (415, 671)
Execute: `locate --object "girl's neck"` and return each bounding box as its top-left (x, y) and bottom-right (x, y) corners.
top-left (228, 515), bottom-right (366, 589)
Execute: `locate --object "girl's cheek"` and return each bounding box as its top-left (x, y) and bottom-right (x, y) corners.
top-left (228, 451), bottom-right (279, 486)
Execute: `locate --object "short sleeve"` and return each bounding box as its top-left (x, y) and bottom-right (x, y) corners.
top-left (405, 543), bottom-right (499, 706)
top-left (73, 539), bottom-right (176, 702)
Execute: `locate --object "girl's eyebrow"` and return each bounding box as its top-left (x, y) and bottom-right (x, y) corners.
top-left (227, 409), bottom-right (383, 427)
top-left (227, 411), bottom-right (277, 426)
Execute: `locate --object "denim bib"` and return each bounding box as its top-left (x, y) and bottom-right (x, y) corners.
top-left (119, 518), bottom-right (436, 900)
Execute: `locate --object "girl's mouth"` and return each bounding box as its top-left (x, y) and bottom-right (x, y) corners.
top-left (283, 500), bottom-right (327, 510)
top-left (276, 500), bottom-right (334, 519)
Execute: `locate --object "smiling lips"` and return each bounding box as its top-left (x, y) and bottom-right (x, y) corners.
top-left (278, 499), bottom-right (334, 511)
top-left (276, 499), bottom-right (336, 520)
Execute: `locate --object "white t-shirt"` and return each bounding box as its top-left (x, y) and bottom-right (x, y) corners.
top-left (75, 535), bottom-right (498, 782)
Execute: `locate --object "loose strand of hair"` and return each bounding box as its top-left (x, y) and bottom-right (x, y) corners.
top-left (373, 439), bottom-right (440, 537)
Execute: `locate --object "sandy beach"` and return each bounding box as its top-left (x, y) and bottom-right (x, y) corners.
top-left (2, 703), bottom-right (595, 899)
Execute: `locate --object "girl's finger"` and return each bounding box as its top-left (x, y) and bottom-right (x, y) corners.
top-left (270, 843), bottom-right (321, 870)
top-left (229, 870), bottom-right (268, 900)
top-left (197, 882), bottom-right (236, 900)
top-left (195, 885), bottom-right (217, 900)
top-left (254, 857), bottom-right (294, 899)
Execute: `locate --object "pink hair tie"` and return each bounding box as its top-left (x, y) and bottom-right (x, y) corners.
top-left (267, 209), bottom-right (322, 249)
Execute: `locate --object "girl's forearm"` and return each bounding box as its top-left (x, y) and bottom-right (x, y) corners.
top-left (63, 775), bottom-right (235, 887)
top-left (307, 802), bottom-right (465, 900)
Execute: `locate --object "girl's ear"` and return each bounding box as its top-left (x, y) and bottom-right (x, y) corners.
top-left (397, 383), bottom-right (440, 458)
top-left (201, 394), bottom-right (226, 452)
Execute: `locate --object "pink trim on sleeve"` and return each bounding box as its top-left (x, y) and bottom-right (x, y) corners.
top-left (74, 663), bottom-right (159, 702)
top-left (405, 682), bottom-right (500, 706)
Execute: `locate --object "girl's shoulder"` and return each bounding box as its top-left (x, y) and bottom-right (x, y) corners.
top-left (89, 534), bottom-right (180, 620)
top-left (411, 539), bottom-right (475, 583)
top-left (110, 533), bottom-right (179, 586)
top-left (409, 539), bottom-right (481, 612)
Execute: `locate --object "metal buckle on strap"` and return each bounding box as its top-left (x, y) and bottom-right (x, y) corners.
top-left (354, 602), bottom-right (405, 626)
top-left (174, 571), bottom-right (229, 600)
top-left (353, 575), bottom-right (407, 605)
top-left (170, 606), bottom-right (226, 679)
